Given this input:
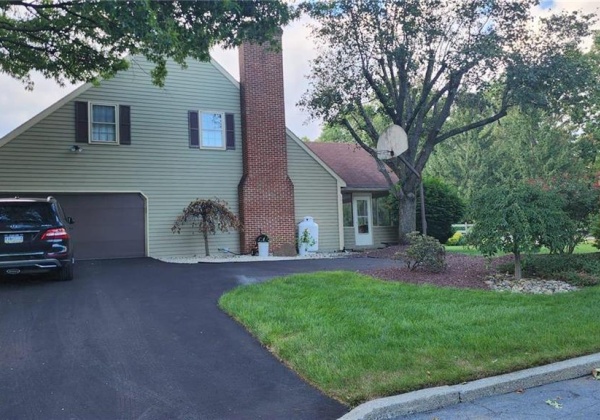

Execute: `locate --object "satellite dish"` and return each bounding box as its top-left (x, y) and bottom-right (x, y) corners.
top-left (376, 124), bottom-right (408, 159)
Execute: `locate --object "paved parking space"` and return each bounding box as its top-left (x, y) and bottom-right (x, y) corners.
top-left (0, 257), bottom-right (392, 420)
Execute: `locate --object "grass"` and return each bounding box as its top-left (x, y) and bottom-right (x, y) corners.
top-left (219, 272), bottom-right (600, 406)
top-left (445, 242), bottom-right (599, 256)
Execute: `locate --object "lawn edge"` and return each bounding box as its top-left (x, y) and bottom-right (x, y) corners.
top-left (341, 352), bottom-right (600, 419)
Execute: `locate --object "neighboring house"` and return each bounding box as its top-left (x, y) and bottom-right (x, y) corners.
top-left (306, 142), bottom-right (399, 249)
top-left (0, 36), bottom-right (346, 259)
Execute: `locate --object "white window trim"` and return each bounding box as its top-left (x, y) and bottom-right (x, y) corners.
top-left (89, 102), bottom-right (119, 145)
top-left (199, 110), bottom-right (226, 150)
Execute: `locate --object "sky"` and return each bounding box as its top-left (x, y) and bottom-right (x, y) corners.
top-left (0, 1), bottom-right (598, 141)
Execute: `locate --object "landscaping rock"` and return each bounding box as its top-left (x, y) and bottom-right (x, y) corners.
top-left (485, 274), bottom-right (579, 294)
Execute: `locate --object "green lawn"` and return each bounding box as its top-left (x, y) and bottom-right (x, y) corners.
top-left (220, 272), bottom-right (600, 405)
top-left (446, 242), bottom-right (598, 256)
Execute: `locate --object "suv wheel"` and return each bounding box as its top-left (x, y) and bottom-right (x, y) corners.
top-left (57, 264), bottom-right (74, 281)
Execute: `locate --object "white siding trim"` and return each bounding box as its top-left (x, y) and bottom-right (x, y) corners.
top-left (0, 83), bottom-right (94, 148)
top-left (337, 187), bottom-right (345, 250)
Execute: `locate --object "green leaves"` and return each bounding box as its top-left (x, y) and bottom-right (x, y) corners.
top-left (0, 0), bottom-right (294, 88)
top-left (469, 182), bottom-right (572, 262)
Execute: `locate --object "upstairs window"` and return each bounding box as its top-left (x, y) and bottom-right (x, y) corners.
top-left (91, 104), bottom-right (118, 143)
top-left (201, 112), bottom-right (224, 148)
top-left (188, 111), bottom-right (235, 150)
top-left (74, 101), bottom-right (131, 145)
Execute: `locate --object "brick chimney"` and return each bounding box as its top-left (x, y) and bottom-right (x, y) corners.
top-left (238, 32), bottom-right (296, 255)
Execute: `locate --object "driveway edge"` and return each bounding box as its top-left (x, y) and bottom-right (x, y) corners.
top-left (340, 352), bottom-right (600, 420)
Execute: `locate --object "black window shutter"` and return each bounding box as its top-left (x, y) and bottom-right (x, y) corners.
top-left (119, 105), bottom-right (131, 145)
top-left (225, 113), bottom-right (235, 150)
top-left (74, 101), bottom-right (88, 143)
top-left (189, 111), bottom-right (199, 148)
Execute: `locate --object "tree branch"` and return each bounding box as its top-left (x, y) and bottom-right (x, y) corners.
top-left (341, 118), bottom-right (396, 190)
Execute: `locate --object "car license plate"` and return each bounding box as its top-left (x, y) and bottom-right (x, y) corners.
top-left (4, 234), bottom-right (24, 244)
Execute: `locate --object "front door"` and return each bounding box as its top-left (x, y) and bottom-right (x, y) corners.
top-left (353, 194), bottom-right (373, 246)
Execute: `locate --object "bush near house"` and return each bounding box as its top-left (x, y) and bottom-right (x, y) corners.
top-left (416, 177), bottom-right (465, 243)
top-left (395, 232), bottom-right (446, 273)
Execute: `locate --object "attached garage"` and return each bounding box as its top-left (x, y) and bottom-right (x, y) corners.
top-left (0, 192), bottom-right (146, 260)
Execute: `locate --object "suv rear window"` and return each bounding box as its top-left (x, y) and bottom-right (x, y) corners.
top-left (0, 202), bottom-right (56, 226)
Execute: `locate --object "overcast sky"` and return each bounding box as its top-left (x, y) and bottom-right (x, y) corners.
top-left (0, 0), bottom-right (598, 141)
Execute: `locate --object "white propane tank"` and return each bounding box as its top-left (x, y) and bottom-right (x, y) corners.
top-left (298, 216), bottom-right (319, 252)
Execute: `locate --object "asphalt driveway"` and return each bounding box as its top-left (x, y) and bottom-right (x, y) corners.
top-left (0, 256), bottom-right (396, 420)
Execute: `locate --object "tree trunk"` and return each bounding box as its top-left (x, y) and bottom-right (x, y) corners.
top-left (398, 192), bottom-right (417, 244)
top-left (203, 231), bottom-right (210, 256)
top-left (514, 251), bottom-right (522, 280)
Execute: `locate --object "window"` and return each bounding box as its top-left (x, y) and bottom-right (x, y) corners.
top-left (188, 111), bottom-right (235, 150)
top-left (372, 196), bottom-right (397, 226)
top-left (343, 202), bottom-right (353, 227)
top-left (201, 112), bottom-right (224, 148)
top-left (75, 101), bottom-right (130, 145)
top-left (91, 104), bottom-right (118, 143)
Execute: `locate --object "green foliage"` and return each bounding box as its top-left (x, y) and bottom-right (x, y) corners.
top-left (468, 182), bottom-right (572, 279)
top-left (428, 108), bottom-right (597, 209)
top-left (549, 179), bottom-right (599, 253)
top-left (300, 0), bottom-right (596, 237)
top-left (395, 232), bottom-right (446, 273)
top-left (298, 228), bottom-right (316, 246)
top-left (446, 231), bottom-right (466, 246)
top-left (317, 105), bottom-right (390, 145)
top-left (0, 1), bottom-right (293, 88)
top-left (416, 177), bottom-right (465, 243)
top-left (172, 198), bottom-right (242, 256)
top-left (385, 178), bottom-right (465, 243)
top-left (497, 253), bottom-right (600, 287)
top-left (591, 215), bottom-right (600, 250)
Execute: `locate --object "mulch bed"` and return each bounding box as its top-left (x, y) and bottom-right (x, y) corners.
top-left (353, 246), bottom-right (513, 290)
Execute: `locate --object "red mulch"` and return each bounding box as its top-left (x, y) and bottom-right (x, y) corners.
top-left (353, 246), bottom-right (512, 290)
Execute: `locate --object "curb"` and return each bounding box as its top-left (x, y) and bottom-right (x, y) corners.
top-left (340, 352), bottom-right (600, 420)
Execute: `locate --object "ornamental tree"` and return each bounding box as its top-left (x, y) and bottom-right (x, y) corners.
top-left (468, 182), bottom-right (571, 280)
top-left (172, 198), bottom-right (242, 257)
top-left (300, 0), bottom-right (596, 242)
top-left (0, 0), bottom-right (293, 88)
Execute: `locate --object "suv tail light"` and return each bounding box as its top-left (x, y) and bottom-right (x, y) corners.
top-left (40, 228), bottom-right (70, 240)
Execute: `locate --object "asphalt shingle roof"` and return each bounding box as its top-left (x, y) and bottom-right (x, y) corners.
top-left (306, 142), bottom-right (399, 190)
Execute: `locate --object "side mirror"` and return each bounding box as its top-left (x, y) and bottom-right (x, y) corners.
top-left (66, 217), bottom-right (75, 225)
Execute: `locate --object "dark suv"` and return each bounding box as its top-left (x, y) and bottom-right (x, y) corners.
top-left (0, 197), bottom-right (74, 281)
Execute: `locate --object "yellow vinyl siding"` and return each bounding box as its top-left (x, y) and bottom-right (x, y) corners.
top-left (287, 138), bottom-right (342, 251)
top-left (0, 58), bottom-right (242, 257)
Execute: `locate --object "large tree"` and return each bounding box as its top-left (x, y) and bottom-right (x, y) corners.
top-left (300, 0), bottom-right (596, 241)
top-left (0, 0), bottom-right (293, 88)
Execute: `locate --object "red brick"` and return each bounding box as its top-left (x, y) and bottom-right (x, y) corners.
top-left (238, 33), bottom-right (296, 255)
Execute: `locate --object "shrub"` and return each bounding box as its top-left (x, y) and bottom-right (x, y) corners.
top-left (395, 232), bottom-right (446, 273)
top-left (172, 198), bottom-right (242, 256)
top-left (416, 177), bottom-right (466, 244)
top-left (496, 253), bottom-right (600, 287)
top-left (446, 231), bottom-right (464, 246)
